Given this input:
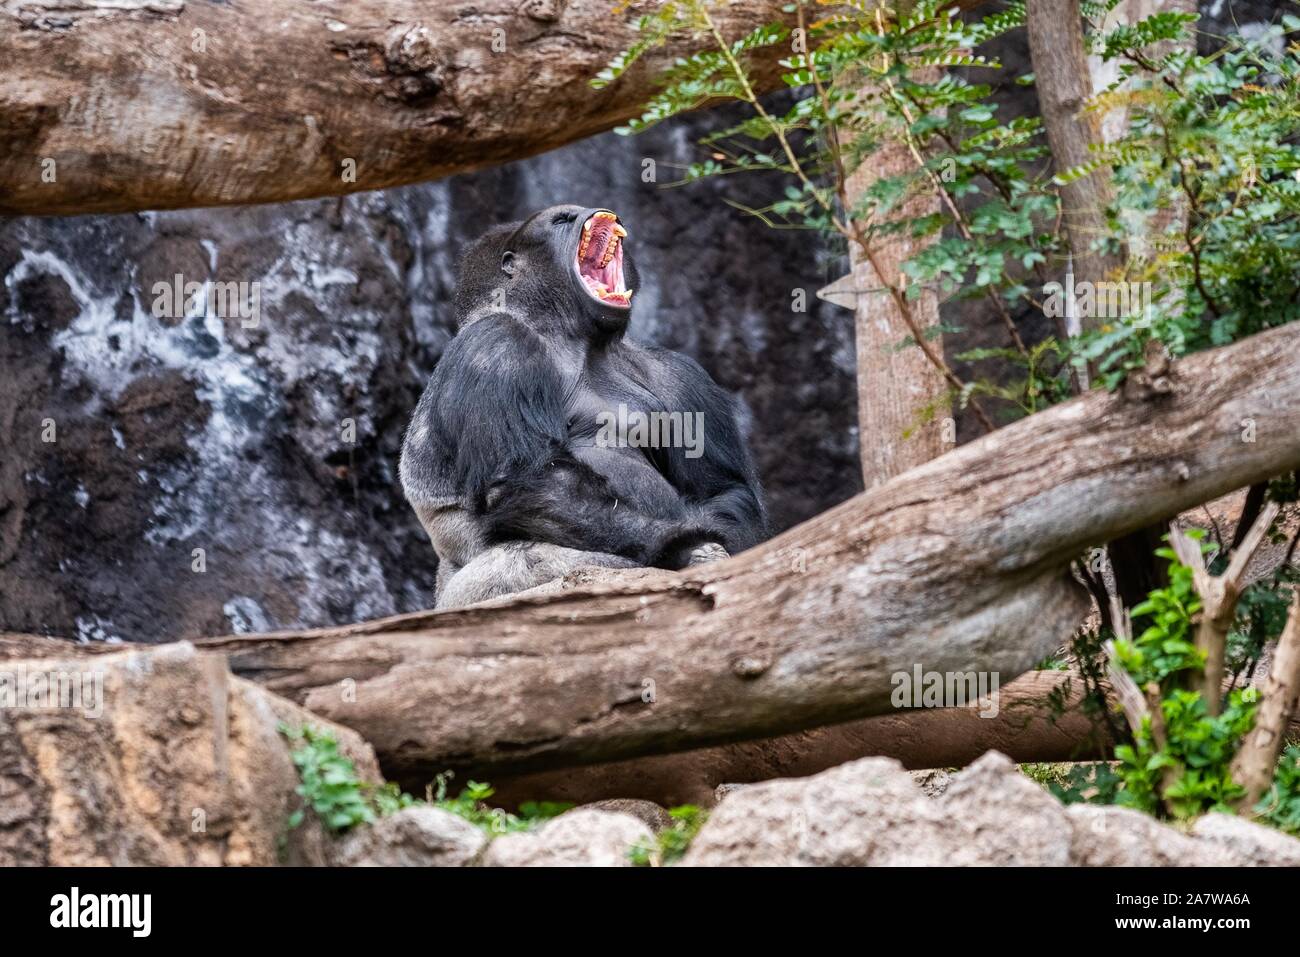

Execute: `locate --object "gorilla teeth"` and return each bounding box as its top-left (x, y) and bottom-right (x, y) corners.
top-left (576, 212), bottom-right (631, 305)
top-left (599, 236), bottom-right (620, 268)
top-left (578, 212), bottom-right (624, 265)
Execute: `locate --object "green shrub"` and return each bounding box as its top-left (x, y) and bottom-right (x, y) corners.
top-left (628, 805), bottom-right (708, 866)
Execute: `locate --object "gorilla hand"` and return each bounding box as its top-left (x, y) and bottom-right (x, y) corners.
top-left (686, 542), bottom-right (730, 566)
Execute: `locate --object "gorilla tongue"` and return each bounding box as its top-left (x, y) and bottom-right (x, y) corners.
top-left (577, 211), bottom-right (631, 307)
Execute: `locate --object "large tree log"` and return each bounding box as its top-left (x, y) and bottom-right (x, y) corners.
top-left (0, 0), bottom-right (986, 216)
top-left (183, 323), bottom-right (1300, 784)
top-left (488, 669), bottom-right (1114, 807)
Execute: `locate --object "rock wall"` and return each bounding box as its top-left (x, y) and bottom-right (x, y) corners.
top-left (0, 113), bottom-right (861, 643)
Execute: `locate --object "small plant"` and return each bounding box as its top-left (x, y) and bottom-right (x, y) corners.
top-left (1043, 762), bottom-right (1123, 807)
top-left (281, 723), bottom-right (413, 834)
top-left (281, 726), bottom-right (575, 837)
top-left (1255, 745), bottom-right (1300, 835)
top-left (628, 805), bottom-right (708, 866)
top-left (1112, 687), bottom-right (1258, 819)
top-left (426, 773), bottom-right (573, 835)
top-left (1104, 535), bottom-right (1260, 819)
top-left (1020, 762), bottom-right (1073, 790)
top-left (1091, 519), bottom-right (1299, 824)
top-left (1032, 504), bottom-right (1300, 833)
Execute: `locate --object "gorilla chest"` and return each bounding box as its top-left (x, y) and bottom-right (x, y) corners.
top-left (565, 381), bottom-right (662, 443)
top-left (564, 375), bottom-right (683, 513)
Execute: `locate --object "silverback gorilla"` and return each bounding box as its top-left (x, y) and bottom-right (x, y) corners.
top-left (400, 205), bottom-right (768, 607)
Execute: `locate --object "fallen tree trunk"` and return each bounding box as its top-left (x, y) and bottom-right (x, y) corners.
top-left (488, 665), bottom-right (1300, 808)
top-left (186, 323), bottom-right (1300, 784)
top-left (11, 629), bottom-right (1295, 807)
top-left (0, 0), bottom-right (971, 216)
top-left (489, 669), bottom-right (1114, 807)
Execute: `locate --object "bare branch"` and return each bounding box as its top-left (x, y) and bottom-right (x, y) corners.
top-left (1232, 591), bottom-right (1300, 812)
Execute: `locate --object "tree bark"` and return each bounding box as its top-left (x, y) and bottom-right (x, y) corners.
top-left (489, 664), bottom-right (1300, 807)
top-left (487, 669), bottom-right (1112, 807)
top-left (173, 323), bottom-right (1300, 783)
top-left (1027, 0), bottom-right (1126, 302)
top-left (0, 0), bottom-right (991, 216)
top-left (1028, 0), bottom-right (1178, 612)
top-left (845, 126), bottom-right (950, 487)
top-left (1232, 592), bottom-right (1300, 811)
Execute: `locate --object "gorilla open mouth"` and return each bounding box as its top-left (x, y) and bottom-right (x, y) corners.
top-left (576, 211), bottom-right (632, 308)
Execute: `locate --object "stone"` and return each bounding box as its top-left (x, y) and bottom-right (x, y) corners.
top-left (1067, 805), bottom-right (1233, 866)
top-left (481, 810), bottom-right (652, 867)
top-left (910, 768), bottom-right (953, 798)
top-left (683, 751), bottom-right (1300, 867)
top-left (1191, 812), bottom-right (1300, 867)
top-left (0, 641), bottom-right (378, 866)
top-left (684, 756), bottom-right (946, 866)
top-left (579, 799), bottom-right (675, 833)
top-left (332, 807), bottom-right (487, 867)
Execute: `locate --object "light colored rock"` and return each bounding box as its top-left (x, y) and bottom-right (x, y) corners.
top-left (481, 809), bottom-right (652, 867)
top-left (684, 756), bottom-right (946, 866)
top-left (686, 750), bottom-right (1300, 866)
top-left (686, 751), bottom-right (1076, 866)
top-left (0, 641), bottom-right (380, 866)
top-left (579, 799), bottom-right (674, 833)
top-left (910, 768), bottom-right (953, 798)
top-left (1191, 812), bottom-right (1300, 866)
top-left (714, 782), bottom-right (749, 803)
top-left (1068, 805), bottom-right (1234, 866)
top-left (332, 807), bottom-right (487, 867)
top-left (937, 751), bottom-right (1074, 865)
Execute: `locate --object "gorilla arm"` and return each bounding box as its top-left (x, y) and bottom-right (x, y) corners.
top-left (409, 315), bottom-right (726, 571)
top-left (646, 348), bottom-right (769, 558)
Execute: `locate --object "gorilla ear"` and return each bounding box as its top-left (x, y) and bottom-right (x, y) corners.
top-left (501, 250), bottom-right (515, 277)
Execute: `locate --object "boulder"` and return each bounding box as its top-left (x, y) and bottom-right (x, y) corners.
top-left (1067, 805), bottom-right (1234, 866)
top-left (332, 807), bottom-right (487, 867)
top-left (684, 756), bottom-right (948, 866)
top-left (684, 752), bottom-right (1074, 866)
top-left (578, 799), bottom-right (675, 833)
top-left (0, 641), bottom-right (379, 865)
top-left (1191, 812), bottom-right (1300, 867)
top-left (683, 750), bottom-right (1300, 866)
top-left (481, 809), bottom-right (652, 867)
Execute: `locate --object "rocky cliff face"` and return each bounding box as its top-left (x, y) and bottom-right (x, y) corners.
top-left (0, 114), bottom-right (861, 643)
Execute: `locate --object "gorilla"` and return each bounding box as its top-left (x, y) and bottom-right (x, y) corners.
top-left (400, 204), bottom-right (768, 608)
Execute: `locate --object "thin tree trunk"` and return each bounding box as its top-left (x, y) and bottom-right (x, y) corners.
top-left (1028, 0), bottom-right (1184, 612)
top-left (846, 132), bottom-right (950, 487)
top-left (1232, 593), bottom-right (1300, 811)
top-left (1027, 0), bottom-right (1126, 301)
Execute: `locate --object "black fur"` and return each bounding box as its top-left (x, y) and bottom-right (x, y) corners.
top-left (404, 204), bottom-right (768, 572)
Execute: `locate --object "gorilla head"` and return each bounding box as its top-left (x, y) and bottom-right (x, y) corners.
top-left (453, 204), bottom-right (639, 339)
